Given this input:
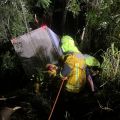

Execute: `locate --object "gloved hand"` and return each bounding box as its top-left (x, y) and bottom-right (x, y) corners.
top-left (46, 64), bottom-right (58, 77)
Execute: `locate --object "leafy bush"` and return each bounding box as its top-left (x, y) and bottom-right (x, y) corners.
top-left (0, 0), bottom-right (33, 40)
top-left (36, 0), bottom-right (51, 9)
top-left (67, 0), bottom-right (80, 17)
top-left (1, 51), bottom-right (15, 70)
top-left (84, 0), bottom-right (120, 52)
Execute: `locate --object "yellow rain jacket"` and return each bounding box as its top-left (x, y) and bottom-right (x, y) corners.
top-left (61, 53), bottom-right (86, 93)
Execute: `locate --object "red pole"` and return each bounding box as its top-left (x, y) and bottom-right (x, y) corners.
top-left (48, 80), bottom-right (65, 120)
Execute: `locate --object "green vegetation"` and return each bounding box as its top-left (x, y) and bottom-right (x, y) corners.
top-left (36, 0), bottom-right (51, 9)
top-left (101, 43), bottom-right (120, 80)
top-left (0, 0), bottom-right (120, 119)
top-left (1, 51), bottom-right (15, 70)
top-left (0, 0), bottom-right (33, 40)
top-left (83, 0), bottom-right (120, 52)
top-left (67, 0), bottom-right (80, 17)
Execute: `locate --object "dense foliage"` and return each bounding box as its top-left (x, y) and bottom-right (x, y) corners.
top-left (0, 0), bottom-right (120, 120)
top-left (82, 0), bottom-right (120, 52)
top-left (0, 0), bottom-right (33, 40)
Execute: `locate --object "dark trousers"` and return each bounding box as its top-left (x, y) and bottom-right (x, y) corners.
top-left (50, 88), bottom-right (86, 120)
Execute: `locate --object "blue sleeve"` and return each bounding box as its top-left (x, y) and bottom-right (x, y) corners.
top-left (86, 68), bottom-right (93, 80)
top-left (61, 63), bottom-right (71, 77)
top-left (86, 67), bottom-right (90, 77)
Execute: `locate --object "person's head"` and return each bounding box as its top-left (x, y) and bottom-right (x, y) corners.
top-left (61, 35), bottom-right (75, 45)
top-left (61, 35), bottom-right (80, 53)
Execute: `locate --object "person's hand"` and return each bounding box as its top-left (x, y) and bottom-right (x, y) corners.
top-left (61, 76), bottom-right (68, 81)
top-left (46, 64), bottom-right (58, 71)
top-left (46, 64), bottom-right (58, 77)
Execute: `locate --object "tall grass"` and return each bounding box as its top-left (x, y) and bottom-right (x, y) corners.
top-left (101, 43), bottom-right (120, 83)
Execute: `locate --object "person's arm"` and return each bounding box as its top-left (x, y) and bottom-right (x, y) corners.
top-left (60, 63), bottom-right (71, 81)
top-left (86, 68), bottom-right (95, 92)
top-left (87, 74), bottom-right (95, 92)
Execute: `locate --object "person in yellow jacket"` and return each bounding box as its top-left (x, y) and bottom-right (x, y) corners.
top-left (60, 35), bottom-right (95, 93)
top-left (47, 35), bottom-right (96, 120)
top-left (47, 53), bottom-right (95, 120)
top-left (60, 52), bottom-right (95, 93)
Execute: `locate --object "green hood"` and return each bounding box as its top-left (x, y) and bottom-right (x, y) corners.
top-left (61, 35), bottom-right (75, 45)
top-left (61, 35), bottom-right (80, 53)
